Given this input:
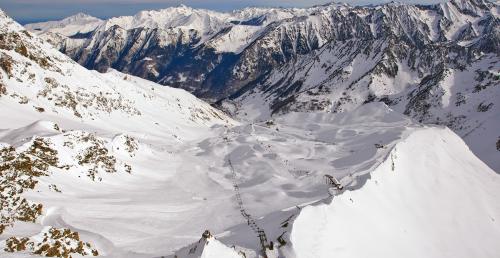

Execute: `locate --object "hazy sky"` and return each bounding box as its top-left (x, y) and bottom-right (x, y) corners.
top-left (0, 0), bottom-right (444, 24)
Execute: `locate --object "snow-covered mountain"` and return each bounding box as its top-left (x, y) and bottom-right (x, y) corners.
top-left (1, 3), bottom-right (499, 258)
top-left (27, 0), bottom-right (500, 172)
top-left (0, 9), bottom-right (235, 257)
top-left (25, 13), bottom-right (103, 37)
top-left (1, 9), bottom-right (230, 136)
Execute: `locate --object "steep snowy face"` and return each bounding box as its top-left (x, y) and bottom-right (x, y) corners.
top-left (29, 0), bottom-right (497, 94)
top-left (289, 127), bottom-right (500, 258)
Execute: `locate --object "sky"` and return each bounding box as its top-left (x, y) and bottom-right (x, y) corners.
top-left (0, 0), bottom-right (444, 24)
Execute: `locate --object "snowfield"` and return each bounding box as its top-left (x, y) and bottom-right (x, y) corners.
top-left (1, 5), bottom-right (500, 258)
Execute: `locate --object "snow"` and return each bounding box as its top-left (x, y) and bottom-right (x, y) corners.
top-left (207, 25), bottom-right (264, 54)
top-left (0, 9), bottom-right (233, 139)
top-left (23, 3), bottom-right (325, 54)
top-left (101, 5), bottom-right (228, 35)
top-left (175, 234), bottom-right (241, 258)
top-left (290, 127), bottom-right (500, 258)
top-left (2, 4), bottom-right (500, 258)
top-left (370, 60), bottom-right (420, 96)
top-left (25, 13), bottom-right (103, 37)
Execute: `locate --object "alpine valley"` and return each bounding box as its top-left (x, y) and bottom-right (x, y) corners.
top-left (27, 0), bottom-right (500, 171)
top-left (0, 0), bottom-right (498, 258)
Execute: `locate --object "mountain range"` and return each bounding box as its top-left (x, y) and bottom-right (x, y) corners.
top-left (0, 1), bottom-right (498, 258)
top-left (26, 0), bottom-right (500, 172)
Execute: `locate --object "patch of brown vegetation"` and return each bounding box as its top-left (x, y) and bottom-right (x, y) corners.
top-left (0, 31), bottom-right (60, 72)
top-left (0, 81), bottom-right (6, 96)
top-left (39, 77), bottom-right (141, 118)
top-left (15, 44), bottom-right (28, 57)
top-left (0, 138), bottom-right (58, 233)
top-left (0, 53), bottom-right (13, 78)
top-left (124, 135), bottom-right (138, 156)
top-left (5, 227), bottom-right (99, 258)
top-left (77, 133), bottom-right (117, 180)
top-left (4, 236), bottom-right (30, 252)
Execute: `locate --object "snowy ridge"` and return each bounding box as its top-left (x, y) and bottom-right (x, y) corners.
top-left (289, 127), bottom-right (500, 258)
top-left (100, 5), bottom-right (229, 33)
top-left (25, 13), bottom-right (103, 37)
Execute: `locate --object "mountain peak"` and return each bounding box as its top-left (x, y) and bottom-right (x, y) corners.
top-left (445, 0), bottom-right (494, 12)
top-left (177, 4), bottom-right (191, 10)
top-left (65, 12), bottom-right (98, 20)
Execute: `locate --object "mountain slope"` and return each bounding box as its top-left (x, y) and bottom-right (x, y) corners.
top-left (27, 0), bottom-right (500, 172)
top-left (0, 9), bottom-right (233, 258)
top-left (290, 127), bottom-right (500, 258)
top-left (1, 9), bottom-right (231, 139)
top-left (2, 4), bottom-right (499, 258)
top-left (174, 231), bottom-right (242, 258)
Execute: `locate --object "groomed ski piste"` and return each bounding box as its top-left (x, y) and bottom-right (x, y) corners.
top-left (0, 7), bottom-right (499, 258)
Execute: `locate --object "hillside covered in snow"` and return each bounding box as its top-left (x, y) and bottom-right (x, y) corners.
top-left (0, 2), bottom-right (499, 258)
top-left (27, 0), bottom-right (500, 172)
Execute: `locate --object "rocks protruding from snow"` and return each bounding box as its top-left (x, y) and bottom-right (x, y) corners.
top-left (3, 226), bottom-right (99, 257)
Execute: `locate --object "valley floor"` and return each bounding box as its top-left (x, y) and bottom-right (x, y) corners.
top-left (1, 103), bottom-right (499, 258)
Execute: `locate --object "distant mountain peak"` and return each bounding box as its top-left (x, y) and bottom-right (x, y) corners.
top-left (68, 12), bottom-right (94, 18)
